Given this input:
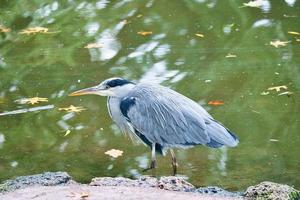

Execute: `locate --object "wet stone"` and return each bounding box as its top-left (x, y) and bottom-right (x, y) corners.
top-left (0, 172), bottom-right (71, 193)
top-left (197, 186), bottom-right (242, 198)
top-left (244, 181), bottom-right (300, 200)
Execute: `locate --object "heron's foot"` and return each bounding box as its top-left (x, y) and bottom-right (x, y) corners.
top-left (142, 160), bottom-right (156, 173)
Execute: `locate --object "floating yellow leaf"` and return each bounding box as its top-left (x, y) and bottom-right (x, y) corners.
top-left (269, 139), bottom-right (279, 142)
top-left (58, 105), bottom-right (86, 113)
top-left (64, 130), bottom-right (71, 137)
top-left (270, 40), bottom-right (290, 48)
top-left (243, 0), bottom-right (264, 8)
top-left (0, 25), bottom-right (11, 33)
top-left (195, 33), bottom-right (204, 38)
top-left (137, 31), bottom-right (152, 36)
top-left (19, 27), bottom-right (58, 35)
top-left (105, 149), bottom-right (123, 158)
top-left (84, 43), bottom-right (103, 49)
top-left (267, 85), bottom-right (288, 92)
top-left (288, 31), bottom-right (300, 35)
top-left (296, 39), bottom-right (300, 42)
top-left (137, 14), bottom-right (143, 18)
top-left (225, 53), bottom-right (237, 58)
top-left (208, 100), bottom-right (224, 106)
top-left (15, 97), bottom-right (48, 105)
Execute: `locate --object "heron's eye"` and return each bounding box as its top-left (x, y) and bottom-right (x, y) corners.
top-left (105, 85), bottom-right (110, 89)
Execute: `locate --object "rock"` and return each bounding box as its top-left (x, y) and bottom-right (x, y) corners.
top-left (244, 181), bottom-right (300, 200)
top-left (157, 176), bottom-right (195, 192)
top-left (90, 176), bottom-right (157, 188)
top-left (90, 176), bottom-right (195, 192)
top-left (0, 172), bottom-right (72, 193)
top-left (197, 186), bottom-right (243, 198)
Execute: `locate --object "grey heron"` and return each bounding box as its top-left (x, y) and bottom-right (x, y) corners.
top-left (69, 77), bottom-right (239, 175)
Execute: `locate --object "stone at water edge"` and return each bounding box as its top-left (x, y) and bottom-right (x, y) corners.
top-left (244, 181), bottom-right (300, 200)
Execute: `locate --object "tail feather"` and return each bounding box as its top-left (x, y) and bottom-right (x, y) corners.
top-left (205, 119), bottom-right (239, 148)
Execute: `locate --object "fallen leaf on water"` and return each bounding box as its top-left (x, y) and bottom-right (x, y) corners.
top-left (278, 91), bottom-right (293, 96)
top-left (283, 14), bottom-right (297, 18)
top-left (121, 19), bottom-right (130, 25)
top-left (243, 0), bottom-right (264, 8)
top-left (269, 139), bottom-right (279, 142)
top-left (19, 27), bottom-right (58, 35)
top-left (296, 39), bottom-right (300, 42)
top-left (105, 149), bottom-right (123, 158)
top-left (270, 40), bottom-right (290, 48)
top-left (225, 53), bottom-right (237, 58)
top-left (64, 130), bottom-right (71, 137)
top-left (288, 31), bottom-right (300, 35)
top-left (260, 91), bottom-right (269, 95)
top-left (208, 100), bottom-right (224, 106)
top-left (251, 110), bottom-right (261, 114)
top-left (58, 105), bottom-right (86, 113)
top-left (0, 25), bottom-right (11, 33)
top-left (80, 191), bottom-right (90, 198)
top-left (67, 191), bottom-right (90, 198)
top-left (137, 31), bottom-right (152, 36)
top-left (137, 14), bottom-right (143, 18)
top-left (84, 43), bottom-right (103, 48)
top-left (267, 85), bottom-right (288, 92)
top-left (15, 97), bottom-right (48, 105)
top-left (195, 33), bottom-right (204, 38)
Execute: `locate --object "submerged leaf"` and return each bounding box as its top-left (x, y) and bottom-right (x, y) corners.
top-left (0, 25), bottom-right (11, 33)
top-left (270, 40), bottom-right (290, 48)
top-left (105, 149), bottom-right (123, 158)
top-left (225, 53), bottom-right (237, 58)
top-left (267, 85), bottom-right (288, 92)
top-left (208, 100), bottom-right (224, 106)
top-left (243, 0), bottom-right (264, 8)
top-left (260, 91), bottom-right (269, 95)
top-left (288, 31), bottom-right (300, 35)
top-left (58, 105), bottom-right (86, 113)
top-left (195, 33), bottom-right (204, 38)
top-left (64, 130), bottom-right (71, 137)
top-left (19, 27), bottom-right (58, 35)
top-left (15, 97), bottom-right (48, 105)
top-left (137, 31), bottom-right (152, 36)
top-left (84, 43), bottom-right (103, 48)
top-left (278, 91), bottom-right (293, 96)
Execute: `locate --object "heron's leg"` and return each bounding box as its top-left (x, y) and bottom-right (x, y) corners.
top-left (170, 149), bottom-right (178, 176)
top-left (150, 143), bottom-right (157, 169)
top-left (142, 143), bottom-right (157, 173)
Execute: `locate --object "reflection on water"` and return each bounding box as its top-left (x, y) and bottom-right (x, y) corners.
top-left (0, 0), bottom-right (299, 190)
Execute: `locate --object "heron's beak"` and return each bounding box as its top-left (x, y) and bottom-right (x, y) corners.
top-left (69, 86), bottom-right (105, 96)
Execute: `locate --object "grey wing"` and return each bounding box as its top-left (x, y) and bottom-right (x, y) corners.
top-left (120, 84), bottom-right (211, 149)
top-left (120, 84), bottom-right (239, 150)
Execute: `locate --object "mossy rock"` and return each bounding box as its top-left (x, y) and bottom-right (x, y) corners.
top-left (244, 181), bottom-right (300, 200)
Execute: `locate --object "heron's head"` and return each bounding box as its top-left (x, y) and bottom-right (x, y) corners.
top-left (69, 77), bottom-right (135, 97)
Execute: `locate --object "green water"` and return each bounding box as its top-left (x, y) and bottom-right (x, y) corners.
top-left (0, 0), bottom-right (299, 191)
